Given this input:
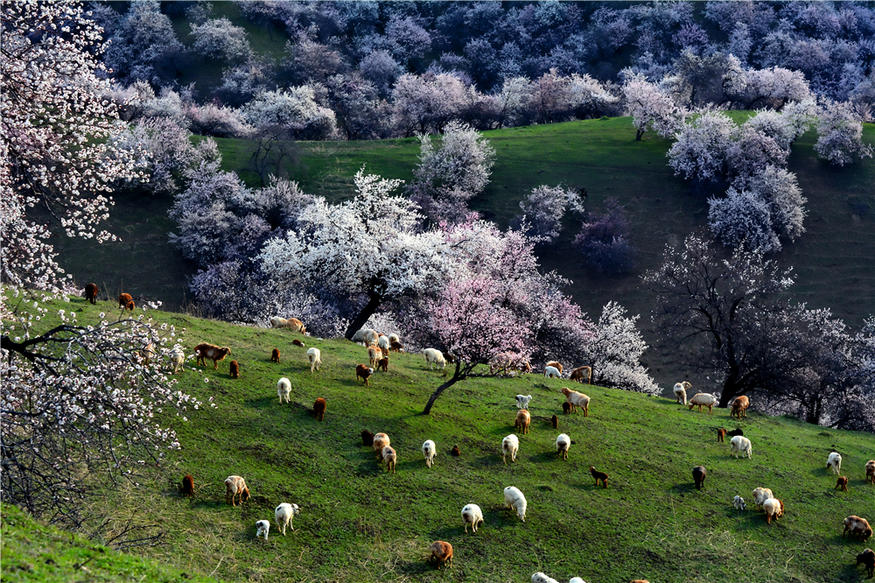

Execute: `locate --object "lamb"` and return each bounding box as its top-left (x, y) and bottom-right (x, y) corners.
top-left (428, 541), bottom-right (453, 569)
top-left (688, 392), bottom-right (717, 413)
top-left (730, 435), bottom-right (752, 459)
top-left (544, 365), bottom-right (561, 379)
top-left (545, 361), bottom-right (563, 374)
top-left (733, 495), bottom-right (746, 511)
top-left (307, 347), bottom-right (321, 372)
top-left (224, 475), bottom-right (250, 506)
top-left (844, 515), bottom-right (873, 540)
top-left (867, 460), bottom-right (875, 485)
top-left (763, 498), bottom-right (784, 525)
top-left (170, 347), bottom-right (185, 374)
top-left (555, 433), bottom-right (571, 460)
top-left (372, 433), bottom-right (390, 459)
top-left (229, 359), bottom-right (240, 379)
top-left (730, 395), bottom-right (750, 419)
top-left (692, 466), bottom-right (707, 489)
top-left (277, 378), bottom-right (291, 403)
top-left (515, 409), bottom-right (531, 434)
top-left (423, 348), bottom-right (447, 370)
top-left (827, 451), bottom-right (843, 475)
top-left (292, 339), bottom-right (305, 347)
top-left (516, 394), bottom-right (533, 409)
top-left (590, 466), bottom-right (609, 488)
top-left (502, 434), bottom-right (519, 465)
top-left (84, 283), bottom-right (98, 304)
top-left (356, 364), bottom-right (374, 385)
top-left (118, 292), bottom-right (132, 309)
top-left (531, 574), bottom-right (560, 583)
top-left (461, 503), bottom-right (483, 534)
top-left (361, 430), bottom-right (375, 446)
top-left (180, 474), bottom-right (195, 498)
top-left (717, 428), bottom-right (726, 442)
top-left (270, 348), bottom-right (280, 363)
top-left (673, 381), bottom-right (691, 405)
top-left (381, 445), bottom-right (397, 474)
top-left (274, 502), bottom-right (301, 535)
top-left (569, 365), bottom-right (592, 384)
top-left (255, 520), bottom-right (270, 541)
top-left (313, 397), bottom-right (326, 421)
top-left (857, 548), bottom-right (875, 578)
top-left (422, 440), bottom-right (436, 468)
top-left (752, 488), bottom-right (774, 508)
top-left (503, 486), bottom-right (527, 522)
top-left (195, 343), bottom-right (231, 369)
top-left (368, 345), bottom-right (381, 368)
top-left (351, 327), bottom-right (379, 346)
top-left (560, 387), bottom-right (590, 416)
top-left (836, 476), bottom-right (849, 491)
top-left (376, 357), bottom-right (389, 372)
top-left (450, 445), bottom-right (461, 457)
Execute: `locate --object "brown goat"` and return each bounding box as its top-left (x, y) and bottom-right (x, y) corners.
top-left (428, 540), bottom-right (453, 569)
top-left (361, 430), bottom-right (374, 446)
top-left (730, 395), bottom-right (750, 419)
top-left (195, 343), bottom-right (232, 369)
top-left (390, 340), bottom-right (404, 352)
top-left (84, 283), bottom-right (98, 304)
top-left (229, 360), bottom-right (240, 378)
top-left (562, 401), bottom-right (572, 415)
top-left (313, 397), bottom-right (326, 422)
top-left (292, 338), bottom-right (305, 347)
top-left (569, 365), bottom-right (593, 384)
top-left (356, 364), bottom-right (373, 385)
top-left (717, 428), bottom-right (726, 442)
top-left (377, 357), bottom-right (389, 372)
top-left (514, 409), bottom-right (531, 434)
top-left (180, 474), bottom-right (195, 498)
top-left (857, 548), bottom-right (875, 578)
top-left (866, 460), bottom-right (875, 485)
top-left (692, 466), bottom-right (707, 490)
top-left (381, 446), bottom-right (396, 473)
top-left (450, 445), bottom-right (461, 457)
top-left (551, 414), bottom-right (558, 429)
top-left (844, 515), bottom-right (873, 540)
top-left (590, 466), bottom-right (609, 488)
top-left (836, 476), bottom-right (849, 492)
top-left (545, 360), bottom-right (563, 374)
top-left (270, 348), bottom-right (280, 363)
top-left (118, 292), bottom-right (132, 308)
top-left (125, 300), bottom-right (135, 311)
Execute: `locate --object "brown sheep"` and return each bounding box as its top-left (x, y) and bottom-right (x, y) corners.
top-left (692, 466), bottom-right (707, 490)
top-left (292, 338), bottom-right (305, 347)
top-left (450, 445), bottom-right (461, 457)
top-left (590, 466), bottom-right (609, 488)
top-left (428, 541), bottom-right (453, 569)
top-left (377, 357), bottom-right (389, 372)
top-left (514, 409), bottom-right (531, 434)
top-left (180, 474), bottom-right (195, 498)
top-left (551, 414), bottom-right (558, 429)
top-left (836, 476), bottom-right (849, 492)
top-left (84, 283), bottom-right (98, 304)
top-left (125, 300), bottom-right (135, 311)
top-left (844, 515), bottom-right (873, 540)
top-left (118, 292), bottom-right (132, 309)
top-left (857, 548), bottom-right (875, 578)
top-left (270, 348), bottom-right (280, 363)
top-left (195, 343), bottom-right (232, 369)
top-left (361, 430), bottom-right (374, 447)
top-left (545, 360), bottom-right (563, 374)
top-left (717, 428), bottom-right (727, 442)
top-left (313, 397), bottom-right (326, 422)
top-left (224, 475), bottom-right (250, 506)
top-left (390, 339), bottom-right (404, 352)
top-left (569, 365), bottom-right (592, 384)
top-left (356, 364), bottom-right (373, 386)
top-left (560, 387), bottom-right (590, 416)
top-left (866, 460), bottom-right (875, 485)
top-left (229, 360), bottom-right (240, 378)
top-left (730, 395), bottom-right (750, 419)
top-left (381, 446), bottom-right (396, 473)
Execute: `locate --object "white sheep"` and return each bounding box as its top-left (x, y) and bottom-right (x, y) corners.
top-left (531, 574), bottom-right (560, 583)
top-left (555, 433), bottom-right (571, 460)
top-left (307, 347), bottom-right (321, 372)
top-left (274, 502), bottom-right (301, 535)
top-left (544, 365), bottom-right (561, 378)
top-left (752, 487), bottom-right (773, 508)
top-left (688, 392), bottom-right (717, 413)
top-left (461, 503), bottom-right (484, 534)
top-left (827, 451), bottom-right (842, 475)
top-left (503, 485), bottom-right (527, 522)
top-left (377, 335), bottom-right (390, 353)
top-left (762, 497), bottom-right (784, 524)
top-left (730, 435), bottom-right (752, 459)
top-left (502, 434), bottom-right (519, 465)
top-left (422, 439), bottom-right (436, 468)
top-left (569, 578), bottom-right (587, 583)
top-left (733, 495), bottom-right (747, 511)
top-left (423, 348), bottom-right (447, 370)
top-left (169, 346), bottom-right (185, 374)
top-left (351, 327), bottom-right (379, 346)
top-left (255, 519), bottom-right (270, 541)
top-left (516, 394), bottom-right (533, 409)
top-left (673, 381), bottom-right (691, 405)
top-left (277, 377), bottom-right (291, 403)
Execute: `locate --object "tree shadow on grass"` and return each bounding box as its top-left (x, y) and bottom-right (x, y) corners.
top-left (670, 482), bottom-right (698, 495)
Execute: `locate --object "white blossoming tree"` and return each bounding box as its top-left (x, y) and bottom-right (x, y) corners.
top-left (622, 73), bottom-right (686, 140)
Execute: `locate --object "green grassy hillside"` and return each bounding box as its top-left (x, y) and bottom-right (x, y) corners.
top-left (13, 294), bottom-right (875, 583)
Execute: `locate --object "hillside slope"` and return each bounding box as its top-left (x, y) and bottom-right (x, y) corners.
top-left (13, 295), bottom-right (875, 583)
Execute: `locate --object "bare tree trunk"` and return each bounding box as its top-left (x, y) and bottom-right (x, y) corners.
top-left (343, 294), bottom-right (383, 340)
top-left (423, 361), bottom-right (463, 415)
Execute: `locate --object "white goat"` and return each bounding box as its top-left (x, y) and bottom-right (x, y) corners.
top-left (516, 394), bottom-right (533, 409)
top-left (461, 503), bottom-right (484, 534)
top-left (274, 502), bottom-right (301, 535)
top-left (307, 347), bottom-right (321, 372)
top-left (730, 435), bottom-right (752, 459)
top-left (544, 365), bottom-right (561, 378)
top-left (377, 335), bottom-right (390, 353)
top-left (255, 519), bottom-right (270, 541)
top-left (169, 346), bottom-right (185, 374)
top-left (423, 348), bottom-right (447, 370)
top-left (827, 451), bottom-right (843, 475)
top-left (422, 439), bottom-right (436, 468)
top-left (503, 486), bottom-right (527, 522)
top-left (277, 377), bottom-right (291, 403)
top-left (673, 381), bottom-right (691, 405)
top-left (502, 434), bottom-right (519, 465)
top-left (733, 495), bottom-right (747, 511)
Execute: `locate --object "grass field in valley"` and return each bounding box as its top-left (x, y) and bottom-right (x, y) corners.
top-left (5, 294), bottom-right (874, 582)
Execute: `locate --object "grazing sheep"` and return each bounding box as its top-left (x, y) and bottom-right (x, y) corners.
top-left (292, 338), bottom-right (305, 347)
top-left (255, 520), bottom-right (270, 541)
top-left (140, 342), bottom-right (155, 366)
top-left (516, 394), bottom-right (533, 409)
top-left (503, 486), bottom-right (527, 522)
top-left (560, 387), bottom-right (590, 416)
top-left (531, 574), bottom-right (560, 583)
top-left (545, 361), bottom-right (563, 374)
top-left (730, 395), bottom-right (750, 419)
top-left (84, 283), bottom-right (98, 304)
top-left (368, 345), bottom-right (381, 368)
top-left (827, 451), bottom-right (843, 475)
top-left (270, 348), bottom-right (280, 363)
top-left (361, 430), bottom-right (374, 446)
top-left (274, 502), bottom-right (301, 535)
top-left (125, 300), bottom-right (135, 311)
top-left (836, 476), bottom-right (849, 491)
top-left (562, 402), bottom-right (572, 415)
top-left (422, 440), bottom-right (436, 468)
top-left (351, 327), bottom-right (379, 346)
top-left (763, 498), bottom-right (784, 525)
top-left (555, 433), bottom-right (571, 460)
top-left (276, 377), bottom-right (292, 403)
top-left (515, 409), bottom-right (531, 434)
top-left (857, 548), bottom-right (875, 578)
top-left (428, 540), bottom-right (453, 569)
top-left (378, 335), bottom-right (391, 353)
top-left (195, 343), bottom-right (231, 369)
top-left (590, 466), bottom-right (609, 488)
top-left (423, 348), bottom-right (447, 370)
top-left (730, 435), bottom-right (752, 459)
top-left (502, 434), bottom-right (519, 465)
top-left (381, 446), bottom-right (397, 473)
top-left (569, 579), bottom-right (587, 583)
top-left (313, 398), bottom-right (326, 421)
top-left (372, 433), bottom-right (390, 459)
top-left (844, 516), bottom-right (873, 540)
top-left (569, 365), bottom-right (592, 384)
top-left (450, 445), bottom-right (461, 457)
top-left (867, 460), bottom-right (875, 485)
top-left (551, 415), bottom-right (558, 429)
top-left (717, 428), bottom-right (726, 442)
top-left (224, 475), bottom-right (250, 506)
top-left (269, 317), bottom-right (307, 334)
top-left (673, 381), bottom-right (691, 405)
top-left (692, 466), bottom-right (707, 490)
top-left (388, 333), bottom-right (400, 346)
top-left (181, 474), bottom-right (195, 498)
top-left (544, 365), bottom-right (561, 379)
top-left (461, 503), bottom-right (483, 534)
top-left (688, 392), bottom-right (717, 413)
top-left (355, 364), bottom-right (374, 385)
top-left (727, 428), bottom-right (744, 437)
top-left (229, 360), bottom-right (240, 378)
top-left (733, 495), bottom-right (746, 511)
top-left (376, 357), bottom-right (388, 372)
top-left (306, 347), bottom-right (321, 372)
top-left (118, 292), bottom-right (132, 309)
top-left (752, 488), bottom-right (774, 509)
top-left (169, 347), bottom-right (185, 374)
top-left (390, 339), bottom-right (404, 352)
